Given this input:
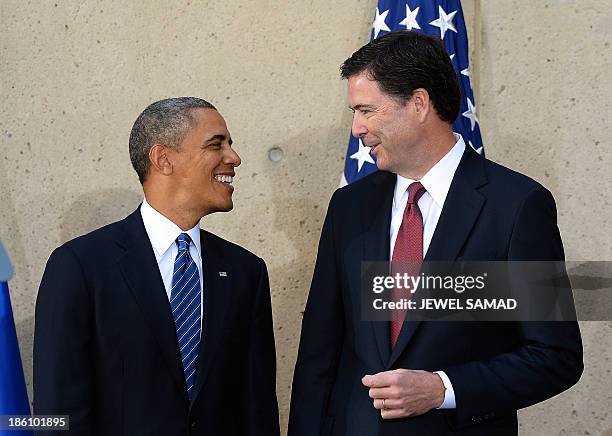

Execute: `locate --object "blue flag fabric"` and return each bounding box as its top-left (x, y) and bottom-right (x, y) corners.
top-left (342, 0), bottom-right (484, 185)
top-left (0, 241), bottom-right (32, 436)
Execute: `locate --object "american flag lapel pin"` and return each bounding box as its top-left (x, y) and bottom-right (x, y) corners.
top-left (218, 271), bottom-right (227, 277)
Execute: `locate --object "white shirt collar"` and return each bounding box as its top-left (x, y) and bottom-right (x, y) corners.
top-left (140, 197), bottom-right (202, 260)
top-left (394, 133), bottom-right (466, 208)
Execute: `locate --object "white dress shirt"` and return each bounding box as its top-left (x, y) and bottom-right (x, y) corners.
top-left (389, 133), bottom-right (466, 409)
top-left (140, 197), bottom-right (204, 324)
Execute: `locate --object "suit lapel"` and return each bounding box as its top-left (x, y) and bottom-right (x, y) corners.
top-left (190, 230), bottom-right (233, 407)
top-left (425, 147), bottom-right (487, 262)
top-left (387, 147), bottom-right (488, 368)
top-left (116, 209), bottom-right (188, 399)
top-left (360, 171), bottom-right (396, 366)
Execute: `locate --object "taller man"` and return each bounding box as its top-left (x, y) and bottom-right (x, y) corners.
top-left (34, 97), bottom-right (280, 436)
top-left (289, 31), bottom-right (582, 436)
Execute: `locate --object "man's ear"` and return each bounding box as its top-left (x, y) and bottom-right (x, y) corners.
top-left (411, 88), bottom-right (430, 123)
top-left (148, 144), bottom-right (173, 176)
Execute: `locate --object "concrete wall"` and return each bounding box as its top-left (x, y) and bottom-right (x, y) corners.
top-left (1, 1), bottom-right (609, 434)
top-left (477, 2), bottom-right (612, 435)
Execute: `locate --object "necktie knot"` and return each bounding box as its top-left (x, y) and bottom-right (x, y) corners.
top-left (176, 233), bottom-right (192, 252)
top-left (407, 182), bottom-right (426, 205)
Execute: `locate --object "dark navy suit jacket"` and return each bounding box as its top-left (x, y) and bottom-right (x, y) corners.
top-left (289, 147), bottom-right (583, 436)
top-left (34, 209), bottom-right (280, 436)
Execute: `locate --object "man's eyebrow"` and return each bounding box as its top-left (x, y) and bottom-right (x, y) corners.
top-left (350, 104), bottom-right (376, 111)
top-left (205, 134), bottom-right (233, 145)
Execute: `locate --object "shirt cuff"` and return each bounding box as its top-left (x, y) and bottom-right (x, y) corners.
top-left (433, 371), bottom-right (456, 409)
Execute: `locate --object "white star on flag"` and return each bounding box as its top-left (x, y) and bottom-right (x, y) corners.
top-left (469, 140), bottom-right (483, 155)
top-left (372, 7), bottom-right (391, 38)
top-left (429, 6), bottom-right (457, 40)
top-left (350, 138), bottom-right (375, 172)
top-left (399, 5), bottom-right (420, 30)
top-left (462, 97), bottom-right (479, 131)
top-left (461, 66), bottom-right (472, 89)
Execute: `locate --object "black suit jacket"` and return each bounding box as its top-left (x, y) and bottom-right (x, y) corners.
top-left (34, 209), bottom-right (280, 436)
top-left (289, 147), bottom-right (583, 436)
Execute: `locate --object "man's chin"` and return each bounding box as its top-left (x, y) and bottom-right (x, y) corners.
top-left (201, 201), bottom-right (234, 217)
top-left (214, 201), bottom-right (234, 213)
top-left (372, 152), bottom-right (387, 171)
top-left (375, 160), bottom-right (388, 171)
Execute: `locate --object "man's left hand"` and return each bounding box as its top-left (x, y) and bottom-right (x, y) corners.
top-left (362, 369), bottom-right (445, 419)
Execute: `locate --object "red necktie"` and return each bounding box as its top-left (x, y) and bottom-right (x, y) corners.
top-left (390, 182), bottom-right (426, 349)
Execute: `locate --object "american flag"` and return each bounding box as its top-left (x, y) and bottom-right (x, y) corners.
top-left (0, 240), bottom-right (32, 435)
top-left (341, 0), bottom-right (483, 185)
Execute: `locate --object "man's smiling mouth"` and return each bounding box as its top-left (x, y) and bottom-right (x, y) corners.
top-left (214, 174), bottom-right (234, 185)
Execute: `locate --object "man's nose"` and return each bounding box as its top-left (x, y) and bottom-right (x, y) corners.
top-left (225, 146), bottom-right (241, 167)
top-left (351, 114), bottom-right (367, 138)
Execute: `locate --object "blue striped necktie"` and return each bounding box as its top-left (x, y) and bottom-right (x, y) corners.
top-left (170, 233), bottom-right (201, 400)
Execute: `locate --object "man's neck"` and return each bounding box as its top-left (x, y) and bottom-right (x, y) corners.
top-left (143, 189), bottom-right (201, 231)
top-left (397, 129), bottom-right (457, 180)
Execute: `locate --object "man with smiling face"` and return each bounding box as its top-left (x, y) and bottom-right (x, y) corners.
top-left (34, 97), bottom-right (280, 436)
top-left (289, 31), bottom-right (582, 435)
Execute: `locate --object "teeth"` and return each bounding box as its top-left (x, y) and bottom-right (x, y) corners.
top-left (214, 175), bottom-right (233, 184)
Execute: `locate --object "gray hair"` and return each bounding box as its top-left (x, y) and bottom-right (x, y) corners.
top-left (129, 97), bottom-right (217, 184)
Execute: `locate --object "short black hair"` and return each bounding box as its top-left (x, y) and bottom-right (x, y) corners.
top-left (340, 30), bottom-right (460, 123)
top-left (129, 97), bottom-right (217, 184)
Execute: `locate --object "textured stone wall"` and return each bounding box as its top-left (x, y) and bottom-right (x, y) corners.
top-left (477, 2), bottom-right (611, 434)
top-left (1, 1), bottom-right (609, 434)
